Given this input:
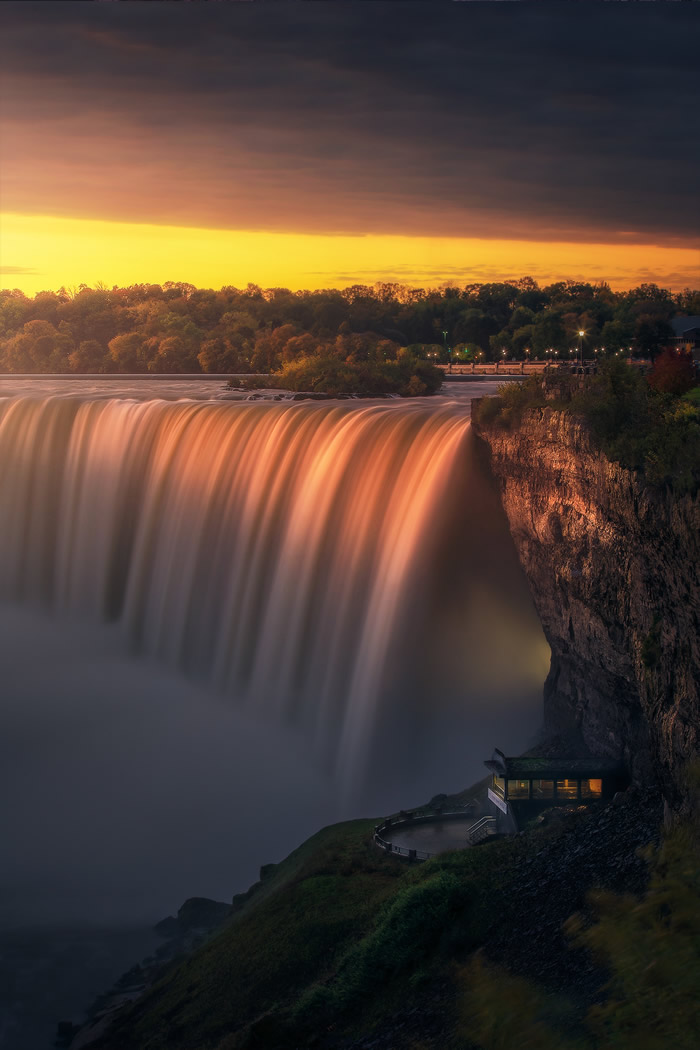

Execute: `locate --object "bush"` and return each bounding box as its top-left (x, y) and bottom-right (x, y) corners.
top-left (648, 348), bottom-right (695, 396)
top-left (476, 360), bottom-right (700, 494)
top-left (459, 778), bottom-right (700, 1050)
top-left (296, 870), bottom-right (465, 1023)
top-left (471, 376), bottom-right (546, 429)
top-left (266, 351), bottom-right (443, 397)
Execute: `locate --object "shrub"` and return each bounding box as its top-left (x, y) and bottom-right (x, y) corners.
top-left (295, 870), bottom-right (465, 1023)
top-left (471, 376), bottom-right (546, 429)
top-left (648, 348), bottom-right (695, 396)
top-left (476, 360), bottom-right (700, 494)
top-left (458, 772), bottom-right (700, 1050)
top-left (266, 351), bottom-right (443, 397)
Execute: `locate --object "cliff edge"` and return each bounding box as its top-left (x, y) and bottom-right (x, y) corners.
top-left (472, 402), bottom-right (700, 813)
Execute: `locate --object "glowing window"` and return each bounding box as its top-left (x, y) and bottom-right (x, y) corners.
top-left (507, 779), bottom-right (530, 799)
top-left (556, 779), bottom-right (579, 800)
top-left (493, 776), bottom-right (505, 797)
top-left (580, 778), bottom-right (603, 798)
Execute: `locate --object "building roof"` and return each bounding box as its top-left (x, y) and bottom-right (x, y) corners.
top-left (485, 751), bottom-right (623, 779)
top-left (670, 316), bottom-right (700, 337)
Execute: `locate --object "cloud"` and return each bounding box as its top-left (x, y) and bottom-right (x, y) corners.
top-left (1, 2), bottom-right (698, 247)
top-left (0, 265), bottom-right (41, 275)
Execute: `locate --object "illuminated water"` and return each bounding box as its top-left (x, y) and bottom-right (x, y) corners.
top-left (0, 382), bottom-right (548, 929)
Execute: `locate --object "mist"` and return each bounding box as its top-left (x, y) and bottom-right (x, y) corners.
top-left (1, 413), bottom-right (548, 931)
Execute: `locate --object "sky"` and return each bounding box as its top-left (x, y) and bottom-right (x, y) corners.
top-left (1, 1), bottom-right (699, 295)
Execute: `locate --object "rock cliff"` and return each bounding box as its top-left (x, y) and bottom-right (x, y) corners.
top-left (472, 406), bottom-right (700, 813)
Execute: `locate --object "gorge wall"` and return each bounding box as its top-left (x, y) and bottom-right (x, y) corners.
top-left (472, 405), bottom-right (700, 813)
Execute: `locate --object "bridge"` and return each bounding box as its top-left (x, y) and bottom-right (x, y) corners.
top-left (440, 361), bottom-right (552, 377)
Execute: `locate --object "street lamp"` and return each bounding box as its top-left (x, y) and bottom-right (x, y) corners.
top-left (442, 329), bottom-right (450, 372)
top-left (578, 329), bottom-right (585, 370)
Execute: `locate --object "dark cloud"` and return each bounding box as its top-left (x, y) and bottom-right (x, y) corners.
top-left (1, 1), bottom-right (699, 246)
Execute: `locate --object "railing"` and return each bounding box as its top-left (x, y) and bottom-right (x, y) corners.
top-left (372, 836), bottom-right (438, 862)
top-left (465, 816), bottom-right (496, 845)
top-left (373, 804), bottom-right (485, 862)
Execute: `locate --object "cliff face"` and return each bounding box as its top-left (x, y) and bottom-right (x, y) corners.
top-left (472, 407), bottom-right (700, 812)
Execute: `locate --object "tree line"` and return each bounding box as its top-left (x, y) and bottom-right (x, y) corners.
top-left (1, 278), bottom-right (698, 375)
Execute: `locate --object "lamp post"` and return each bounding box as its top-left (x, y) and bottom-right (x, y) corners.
top-left (442, 329), bottom-right (450, 373)
top-left (578, 329), bottom-right (585, 371)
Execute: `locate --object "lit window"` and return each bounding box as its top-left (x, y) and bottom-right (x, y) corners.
top-left (531, 779), bottom-right (554, 799)
top-left (580, 778), bottom-right (603, 798)
top-left (556, 779), bottom-right (578, 800)
top-left (493, 776), bottom-right (505, 797)
top-left (507, 779), bottom-right (530, 799)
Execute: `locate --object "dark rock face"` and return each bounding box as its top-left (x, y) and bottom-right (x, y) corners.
top-left (473, 407), bottom-right (700, 812)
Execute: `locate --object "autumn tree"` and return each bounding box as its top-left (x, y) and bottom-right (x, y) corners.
top-left (68, 339), bottom-right (109, 373)
top-left (648, 348), bottom-right (696, 396)
top-left (108, 332), bottom-right (147, 372)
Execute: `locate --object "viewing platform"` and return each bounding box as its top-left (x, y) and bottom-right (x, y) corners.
top-left (376, 748), bottom-right (628, 862)
top-left (485, 749), bottom-right (627, 826)
top-left (373, 784), bottom-right (516, 861)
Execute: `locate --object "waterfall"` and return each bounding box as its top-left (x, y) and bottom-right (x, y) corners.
top-left (0, 395), bottom-right (473, 785)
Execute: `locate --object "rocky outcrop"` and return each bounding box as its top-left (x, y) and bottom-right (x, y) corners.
top-left (472, 406), bottom-right (700, 812)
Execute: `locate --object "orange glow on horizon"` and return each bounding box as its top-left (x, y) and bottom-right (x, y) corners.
top-left (1, 213), bottom-right (698, 296)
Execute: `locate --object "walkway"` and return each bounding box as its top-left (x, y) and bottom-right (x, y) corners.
top-left (375, 785), bottom-right (514, 859)
top-left (388, 817), bottom-right (478, 855)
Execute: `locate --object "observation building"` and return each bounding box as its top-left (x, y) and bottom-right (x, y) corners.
top-left (485, 748), bottom-right (626, 825)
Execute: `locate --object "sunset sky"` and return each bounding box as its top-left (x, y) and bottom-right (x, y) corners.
top-left (1, 1), bottom-right (698, 295)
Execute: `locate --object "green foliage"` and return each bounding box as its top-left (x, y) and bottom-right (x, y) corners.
top-left (643, 397), bottom-right (700, 492)
top-left (458, 954), bottom-right (584, 1050)
top-left (306, 870), bottom-right (465, 1016)
top-left (269, 350), bottom-right (443, 397)
top-left (568, 800), bottom-right (700, 1049)
top-left (570, 359), bottom-right (652, 469)
top-left (475, 360), bottom-right (700, 494)
top-left (94, 820), bottom-right (401, 1050)
top-left (458, 774), bottom-right (700, 1050)
top-left (471, 376), bottom-right (547, 429)
top-left (0, 279), bottom-right (694, 375)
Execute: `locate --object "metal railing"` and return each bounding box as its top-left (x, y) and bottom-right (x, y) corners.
top-left (465, 816), bottom-right (496, 845)
top-left (373, 804), bottom-right (488, 862)
top-left (372, 835), bottom-right (438, 862)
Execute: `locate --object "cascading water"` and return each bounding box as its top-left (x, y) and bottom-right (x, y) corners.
top-left (1, 387), bottom-right (549, 932)
top-left (0, 395), bottom-right (475, 787)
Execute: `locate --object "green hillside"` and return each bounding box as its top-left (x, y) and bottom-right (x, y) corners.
top-left (86, 776), bottom-right (697, 1050)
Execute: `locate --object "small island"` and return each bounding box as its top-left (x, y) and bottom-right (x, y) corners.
top-left (229, 347), bottom-right (444, 398)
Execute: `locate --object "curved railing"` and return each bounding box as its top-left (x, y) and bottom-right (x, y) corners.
top-left (373, 808), bottom-right (483, 862)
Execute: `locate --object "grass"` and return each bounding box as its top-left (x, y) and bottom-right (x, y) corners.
top-left (89, 771), bottom-right (695, 1050)
top-left (92, 808), bottom-right (544, 1050)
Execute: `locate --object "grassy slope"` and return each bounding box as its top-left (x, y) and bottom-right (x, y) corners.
top-left (94, 792), bottom-right (655, 1050)
top-left (90, 782), bottom-right (669, 1050)
top-left (91, 807), bottom-right (539, 1050)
